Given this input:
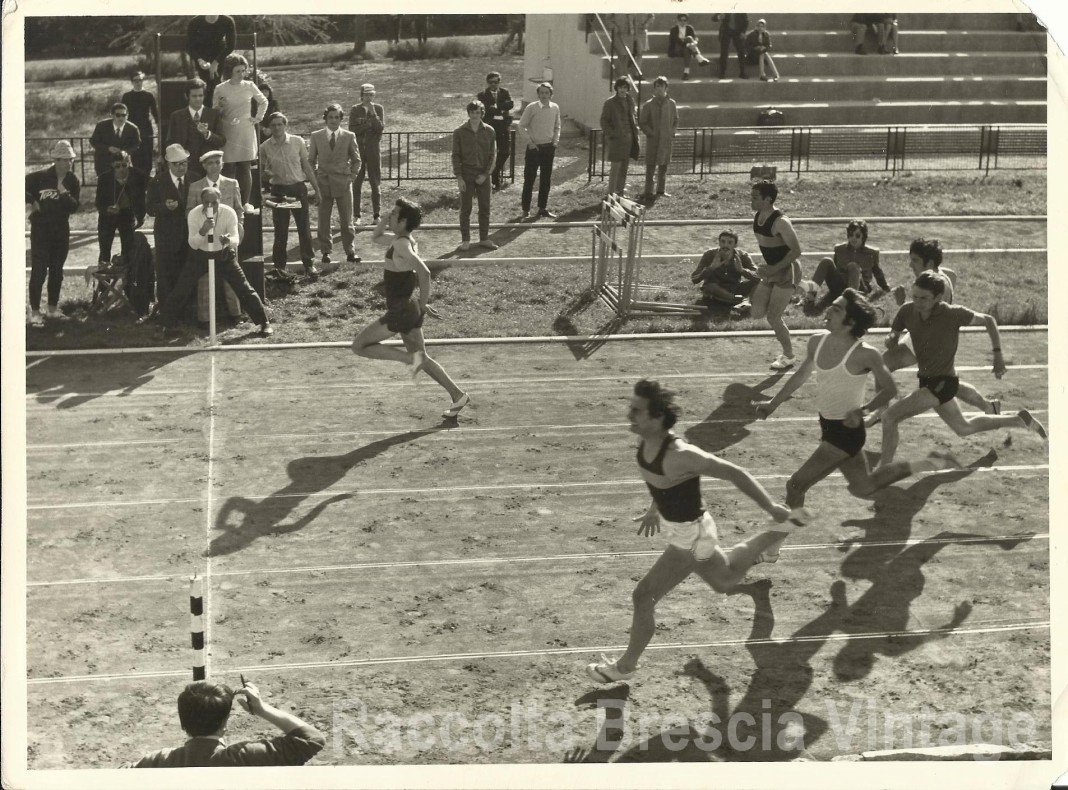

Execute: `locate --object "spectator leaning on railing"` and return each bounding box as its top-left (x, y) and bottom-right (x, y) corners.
top-left (26, 140), bottom-right (80, 325)
top-left (121, 680), bottom-right (320, 767)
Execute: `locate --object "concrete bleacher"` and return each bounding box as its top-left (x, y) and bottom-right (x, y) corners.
top-left (595, 13), bottom-right (1047, 127)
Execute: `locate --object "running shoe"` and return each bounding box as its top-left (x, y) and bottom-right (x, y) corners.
top-left (442, 393), bottom-right (471, 418)
top-left (585, 653), bottom-right (634, 684)
top-left (770, 354), bottom-right (795, 371)
top-left (28, 311), bottom-right (44, 326)
top-left (1018, 409), bottom-right (1047, 439)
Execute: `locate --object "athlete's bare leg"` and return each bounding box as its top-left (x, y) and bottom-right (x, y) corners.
top-left (934, 397), bottom-right (1032, 436)
top-left (876, 387), bottom-right (940, 468)
top-left (352, 320), bottom-right (411, 364)
top-left (400, 328), bottom-right (465, 400)
top-left (616, 547), bottom-right (696, 673)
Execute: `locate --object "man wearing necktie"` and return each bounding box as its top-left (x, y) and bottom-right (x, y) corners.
top-left (309, 103), bottom-right (362, 270)
top-left (166, 79), bottom-right (226, 181)
top-left (89, 103), bottom-right (142, 179)
top-left (146, 144), bottom-right (194, 309)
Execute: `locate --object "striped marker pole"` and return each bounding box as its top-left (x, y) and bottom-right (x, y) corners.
top-left (190, 573), bottom-right (206, 680)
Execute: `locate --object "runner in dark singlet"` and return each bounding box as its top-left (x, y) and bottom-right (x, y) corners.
top-left (749, 180), bottom-right (803, 370)
top-left (352, 197), bottom-right (470, 419)
top-left (585, 379), bottom-right (809, 684)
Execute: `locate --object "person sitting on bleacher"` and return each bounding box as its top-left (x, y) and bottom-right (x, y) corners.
top-left (851, 13), bottom-right (897, 55)
top-left (689, 229), bottom-right (759, 306)
top-left (95, 150), bottom-right (146, 271)
top-left (745, 19), bottom-right (780, 81)
top-left (667, 14), bottom-right (710, 82)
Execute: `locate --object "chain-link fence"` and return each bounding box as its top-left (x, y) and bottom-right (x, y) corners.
top-left (588, 123), bottom-right (1047, 178)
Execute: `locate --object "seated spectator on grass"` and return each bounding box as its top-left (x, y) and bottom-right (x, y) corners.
top-left (808, 219), bottom-right (889, 308)
top-left (95, 151), bottom-right (146, 269)
top-left (745, 19), bottom-right (780, 81)
top-left (121, 680), bottom-right (321, 767)
top-left (689, 229), bottom-right (759, 305)
top-left (26, 140), bottom-right (80, 325)
top-left (668, 14), bottom-right (710, 81)
top-left (121, 71), bottom-right (160, 177)
top-left (90, 103), bottom-right (142, 178)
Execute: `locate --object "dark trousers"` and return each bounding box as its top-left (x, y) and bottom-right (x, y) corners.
top-left (521, 143), bottom-right (556, 212)
top-left (153, 218), bottom-right (189, 305)
top-left (459, 172), bottom-right (491, 242)
top-left (491, 125), bottom-right (511, 186)
top-left (29, 219), bottom-right (70, 310)
top-left (160, 248), bottom-right (267, 326)
top-left (98, 210), bottom-right (137, 264)
top-left (719, 33), bottom-right (746, 77)
top-left (270, 182), bottom-right (313, 270)
top-left (353, 144), bottom-right (381, 219)
top-left (196, 65), bottom-right (223, 108)
top-left (134, 128), bottom-right (154, 175)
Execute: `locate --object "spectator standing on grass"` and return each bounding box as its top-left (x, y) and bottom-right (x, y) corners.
top-left (452, 100), bottom-right (497, 250)
top-left (874, 271), bottom-right (1046, 471)
top-left (807, 219), bottom-right (890, 308)
top-left (146, 144), bottom-right (192, 310)
top-left (517, 82), bottom-right (562, 220)
top-left (213, 53), bottom-right (268, 213)
top-left (309, 103), bottom-right (363, 270)
top-left (746, 19), bottom-right (780, 81)
top-left (350, 83), bottom-right (385, 225)
top-left (502, 14), bottom-right (525, 54)
top-left (260, 111), bottom-right (321, 280)
top-left (167, 79), bottom-right (226, 181)
top-left (26, 140), bottom-right (80, 325)
top-left (353, 198), bottom-right (471, 419)
top-left (121, 71), bottom-right (160, 177)
top-left (120, 680), bottom-right (319, 767)
top-left (186, 14), bottom-right (236, 107)
top-left (159, 186), bottom-right (272, 336)
top-left (718, 12), bottom-right (749, 79)
top-left (413, 16), bottom-right (429, 44)
top-left (600, 76), bottom-right (640, 197)
top-left (638, 76), bottom-right (678, 201)
top-left (478, 72), bottom-right (515, 190)
top-left (749, 179), bottom-right (803, 370)
top-left (90, 103), bottom-right (141, 178)
top-left (667, 14), bottom-right (710, 82)
top-left (688, 229), bottom-right (759, 306)
top-left (95, 151), bottom-right (146, 269)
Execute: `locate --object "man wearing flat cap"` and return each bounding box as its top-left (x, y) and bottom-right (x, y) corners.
top-left (349, 83), bottom-right (384, 225)
top-left (147, 144), bottom-right (193, 308)
top-left (26, 140), bottom-right (81, 324)
top-left (186, 149), bottom-right (244, 319)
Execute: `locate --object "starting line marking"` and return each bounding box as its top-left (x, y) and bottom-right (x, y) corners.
top-left (27, 533), bottom-right (1049, 588)
top-left (25, 620), bottom-right (1050, 686)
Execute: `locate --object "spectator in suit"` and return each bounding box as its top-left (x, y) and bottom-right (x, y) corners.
top-left (638, 76), bottom-right (678, 200)
top-left (517, 82), bottom-right (561, 220)
top-left (667, 13), bottom-right (710, 81)
top-left (349, 83), bottom-right (384, 224)
top-left (451, 100), bottom-right (497, 250)
top-left (309, 103), bottom-right (363, 269)
top-left (186, 14), bottom-right (236, 107)
top-left (89, 103), bottom-right (142, 178)
top-left (121, 680), bottom-right (322, 767)
top-left (477, 72), bottom-right (515, 190)
top-left (746, 19), bottom-right (780, 81)
top-left (121, 71), bottom-right (160, 176)
top-left (95, 151), bottom-right (146, 268)
top-left (600, 76), bottom-right (640, 197)
top-left (146, 144), bottom-right (192, 309)
top-left (26, 140), bottom-right (80, 324)
top-left (260, 111), bottom-right (322, 279)
top-left (718, 13), bottom-right (749, 79)
top-left (167, 79), bottom-right (226, 181)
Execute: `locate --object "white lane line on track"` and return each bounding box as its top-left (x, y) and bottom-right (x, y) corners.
top-left (25, 620), bottom-right (1050, 685)
top-left (23, 463), bottom-right (1051, 512)
top-left (24, 364), bottom-right (1051, 402)
top-left (26, 533), bottom-right (1049, 588)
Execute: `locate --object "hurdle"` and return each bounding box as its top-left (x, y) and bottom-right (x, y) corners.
top-left (591, 194), bottom-right (705, 319)
top-left (190, 572), bottom-right (206, 680)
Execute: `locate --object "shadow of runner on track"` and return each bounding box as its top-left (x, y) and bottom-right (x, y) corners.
top-left (683, 374), bottom-right (785, 454)
top-left (26, 352), bottom-right (194, 409)
top-left (207, 423), bottom-right (448, 556)
top-left (562, 685), bottom-right (632, 763)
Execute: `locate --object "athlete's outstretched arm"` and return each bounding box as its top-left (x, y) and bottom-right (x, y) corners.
top-left (756, 334), bottom-right (818, 418)
top-left (970, 312), bottom-right (1006, 378)
top-left (675, 447), bottom-right (787, 521)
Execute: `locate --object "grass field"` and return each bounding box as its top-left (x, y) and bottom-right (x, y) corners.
top-left (24, 330), bottom-right (1049, 767)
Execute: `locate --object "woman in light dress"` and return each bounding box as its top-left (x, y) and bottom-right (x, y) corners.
top-left (213, 53), bottom-right (267, 212)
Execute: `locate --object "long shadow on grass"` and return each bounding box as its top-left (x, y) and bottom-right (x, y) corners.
top-left (208, 423), bottom-right (448, 556)
top-left (682, 374), bottom-right (785, 455)
top-left (552, 289), bottom-right (626, 360)
top-left (26, 351), bottom-right (194, 409)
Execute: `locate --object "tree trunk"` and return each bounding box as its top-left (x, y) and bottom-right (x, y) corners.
top-left (353, 16), bottom-right (367, 54)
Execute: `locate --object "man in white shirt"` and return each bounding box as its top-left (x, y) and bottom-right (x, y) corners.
top-left (517, 82), bottom-right (562, 219)
top-left (158, 186), bottom-right (272, 335)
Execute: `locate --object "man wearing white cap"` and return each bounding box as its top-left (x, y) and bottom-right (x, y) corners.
top-left (186, 149), bottom-right (244, 319)
top-left (147, 144), bottom-right (193, 307)
top-left (26, 140), bottom-right (81, 324)
top-left (349, 84), bottom-right (384, 225)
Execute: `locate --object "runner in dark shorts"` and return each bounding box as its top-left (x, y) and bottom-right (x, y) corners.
top-left (353, 197), bottom-right (470, 419)
top-left (918, 375), bottom-right (959, 405)
top-left (818, 415), bottom-right (865, 457)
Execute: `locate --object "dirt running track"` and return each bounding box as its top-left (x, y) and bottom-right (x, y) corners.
top-left (23, 331), bottom-right (1049, 767)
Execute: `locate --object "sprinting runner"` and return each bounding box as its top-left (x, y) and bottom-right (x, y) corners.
top-left (875, 270), bottom-right (1046, 469)
top-left (585, 379), bottom-right (807, 684)
top-left (749, 180), bottom-right (803, 370)
top-left (756, 289), bottom-right (962, 560)
top-left (352, 197), bottom-right (470, 419)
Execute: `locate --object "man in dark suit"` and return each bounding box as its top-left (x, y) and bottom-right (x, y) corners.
top-left (89, 103), bottom-right (142, 178)
top-left (95, 151), bottom-right (147, 267)
top-left (477, 72), bottom-right (515, 190)
top-left (146, 144), bottom-right (192, 308)
top-left (167, 79), bottom-right (226, 181)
